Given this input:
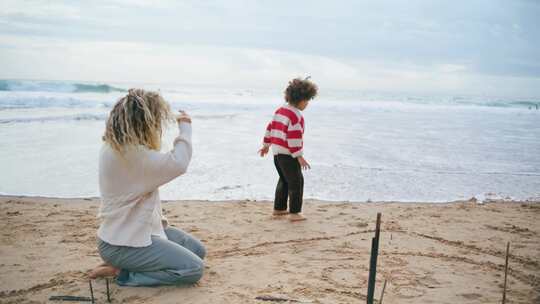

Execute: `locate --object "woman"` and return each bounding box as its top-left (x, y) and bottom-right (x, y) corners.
top-left (89, 89), bottom-right (206, 286)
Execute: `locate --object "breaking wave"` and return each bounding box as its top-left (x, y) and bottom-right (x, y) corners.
top-left (0, 79), bottom-right (126, 93)
top-left (0, 113), bottom-right (107, 124)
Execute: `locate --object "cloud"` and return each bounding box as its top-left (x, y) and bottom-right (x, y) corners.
top-left (0, 0), bottom-right (81, 19)
top-left (0, 1), bottom-right (539, 96)
top-left (437, 64), bottom-right (467, 74)
top-left (0, 36), bottom-right (357, 87)
top-left (2, 35), bottom-right (539, 97)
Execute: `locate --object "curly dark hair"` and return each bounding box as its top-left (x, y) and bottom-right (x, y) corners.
top-left (284, 78), bottom-right (318, 105)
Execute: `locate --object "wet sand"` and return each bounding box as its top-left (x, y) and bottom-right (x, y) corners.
top-left (0, 195), bottom-right (538, 303)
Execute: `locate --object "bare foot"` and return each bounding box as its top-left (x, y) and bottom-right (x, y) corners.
top-left (272, 209), bottom-right (289, 216)
top-left (89, 265), bottom-right (120, 279)
top-left (289, 213), bottom-right (307, 222)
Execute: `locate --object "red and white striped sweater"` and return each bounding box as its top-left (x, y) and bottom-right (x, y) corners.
top-left (263, 104), bottom-right (305, 158)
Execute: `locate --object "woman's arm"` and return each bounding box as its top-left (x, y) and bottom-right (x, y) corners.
top-left (139, 114), bottom-right (193, 192)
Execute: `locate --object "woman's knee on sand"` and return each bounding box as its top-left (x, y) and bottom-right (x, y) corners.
top-left (164, 227), bottom-right (207, 260)
top-left (97, 236), bottom-right (205, 285)
top-left (145, 242), bottom-right (205, 285)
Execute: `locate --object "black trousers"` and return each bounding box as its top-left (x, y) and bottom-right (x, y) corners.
top-left (273, 154), bottom-right (304, 214)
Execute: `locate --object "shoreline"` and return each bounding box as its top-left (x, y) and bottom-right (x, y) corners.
top-left (1, 195), bottom-right (539, 303)
top-left (1, 194), bottom-right (538, 205)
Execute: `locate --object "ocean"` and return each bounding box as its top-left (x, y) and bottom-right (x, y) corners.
top-left (1, 79), bottom-right (539, 203)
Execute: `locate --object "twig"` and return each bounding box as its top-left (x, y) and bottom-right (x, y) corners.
top-left (502, 242), bottom-right (510, 304)
top-left (49, 295), bottom-right (93, 302)
top-left (379, 280), bottom-right (387, 304)
top-left (255, 295), bottom-right (299, 302)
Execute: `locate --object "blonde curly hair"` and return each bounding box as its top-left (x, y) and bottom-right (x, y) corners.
top-left (103, 88), bottom-right (173, 152)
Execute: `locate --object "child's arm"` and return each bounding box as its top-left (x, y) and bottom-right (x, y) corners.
top-left (297, 156), bottom-right (310, 170)
top-left (287, 121), bottom-right (310, 169)
top-left (259, 122), bottom-right (272, 157)
top-left (286, 121), bottom-right (303, 158)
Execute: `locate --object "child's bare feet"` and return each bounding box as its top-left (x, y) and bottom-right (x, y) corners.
top-left (89, 265), bottom-right (120, 279)
top-left (272, 209), bottom-right (289, 216)
top-left (289, 213), bottom-right (307, 222)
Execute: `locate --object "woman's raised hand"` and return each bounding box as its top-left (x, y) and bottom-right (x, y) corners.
top-left (176, 110), bottom-right (192, 124)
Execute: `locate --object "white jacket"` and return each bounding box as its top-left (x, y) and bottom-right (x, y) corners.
top-left (97, 122), bottom-right (192, 247)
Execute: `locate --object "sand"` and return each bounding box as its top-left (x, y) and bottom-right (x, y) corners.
top-left (0, 195), bottom-right (538, 304)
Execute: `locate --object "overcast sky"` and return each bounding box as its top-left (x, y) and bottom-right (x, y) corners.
top-left (1, 0), bottom-right (539, 96)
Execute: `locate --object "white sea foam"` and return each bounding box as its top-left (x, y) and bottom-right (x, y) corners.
top-left (1, 80), bottom-right (539, 202)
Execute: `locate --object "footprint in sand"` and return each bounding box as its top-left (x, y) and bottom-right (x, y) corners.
top-left (322, 265), bottom-right (368, 289)
top-left (459, 293), bottom-right (483, 300)
top-left (350, 223), bottom-right (369, 229)
top-left (395, 286), bottom-right (426, 298)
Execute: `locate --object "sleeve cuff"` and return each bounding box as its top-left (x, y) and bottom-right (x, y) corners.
top-left (291, 150), bottom-right (303, 158)
top-left (161, 215), bottom-right (169, 226)
top-left (178, 122), bottom-right (192, 142)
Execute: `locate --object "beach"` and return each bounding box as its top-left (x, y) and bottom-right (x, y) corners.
top-left (2, 1), bottom-right (540, 303)
top-left (1, 195), bottom-right (538, 303)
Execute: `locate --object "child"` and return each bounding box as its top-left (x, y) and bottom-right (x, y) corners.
top-left (259, 78), bottom-right (318, 222)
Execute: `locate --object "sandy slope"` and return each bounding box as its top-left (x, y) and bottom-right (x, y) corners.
top-left (0, 195), bottom-right (538, 303)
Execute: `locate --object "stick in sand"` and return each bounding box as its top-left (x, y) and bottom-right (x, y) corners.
top-left (366, 213), bottom-right (382, 304)
top-left (106, 278), bottom-right (111, 303)
top-left (89, 280), bottom-right (95, 304)
top-left (502, 241), bottom-right (510, 304)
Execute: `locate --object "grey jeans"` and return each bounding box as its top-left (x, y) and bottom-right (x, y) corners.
top-left (98, 227), bottom-right (206, 286)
